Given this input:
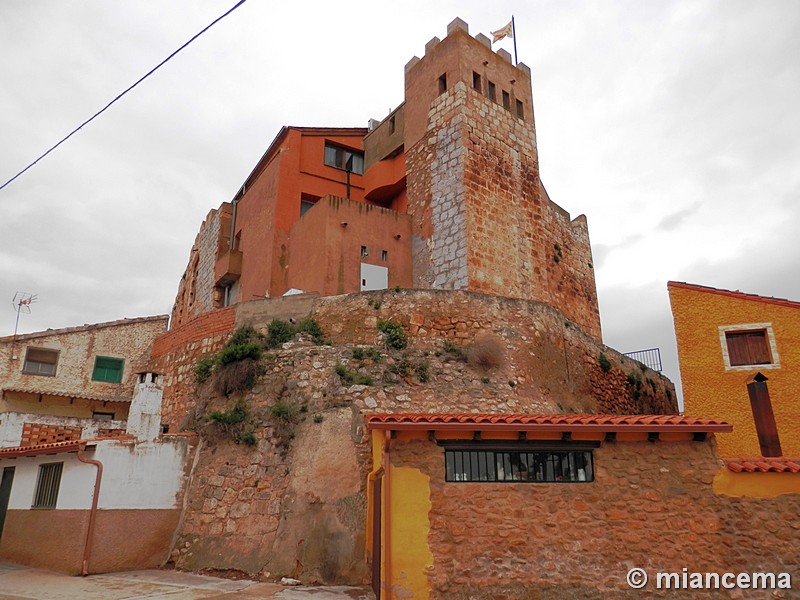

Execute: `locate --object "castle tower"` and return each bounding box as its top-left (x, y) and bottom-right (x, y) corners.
top-left (402, 18), bottom-right (602, 339)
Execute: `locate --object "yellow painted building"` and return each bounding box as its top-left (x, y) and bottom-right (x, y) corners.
top-left (669, 281), bottom-right (800, 457)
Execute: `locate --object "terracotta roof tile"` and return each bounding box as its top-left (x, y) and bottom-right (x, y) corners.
top-left (0, 434), bottom-right (129, 458)
top-left (725, 457), bottom-right (800, 473)
top-left (366, 413), bottom-right (731, 432)
top-left (0, 314), bottom-right (168, 343)
top-left (1, 387), bottom-right (132, 404)
top-left (668, 281), bottom-right (800, 309)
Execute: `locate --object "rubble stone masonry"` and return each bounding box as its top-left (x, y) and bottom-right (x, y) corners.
top-left (393, 437), bottom-right (800, 599)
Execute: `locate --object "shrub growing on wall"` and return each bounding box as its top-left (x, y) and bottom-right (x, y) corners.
top-left (378, 319), bottom-right (408, 350)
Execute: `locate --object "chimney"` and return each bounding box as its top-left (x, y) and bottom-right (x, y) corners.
top-left (126, 372), bottom-right (164, 442)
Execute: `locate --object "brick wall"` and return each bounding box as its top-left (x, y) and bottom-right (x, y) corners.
top-left (391, 437), bottom-right (800, 599)
top-left (21, 422), bottom-right (82, 446)
top-left (151, 307), bottom-right (236, 429)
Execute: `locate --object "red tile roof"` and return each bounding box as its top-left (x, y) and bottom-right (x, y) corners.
top-left (366, 413), bottom-right (732, 433)
top-left (668, 281), bottom-right (800, 309)
top-left (0, 439), bottom-right (95, 458)
top-left (1, 387), bottom-right (132, 404)
top-left (725, 457), bottom-right (800, 473)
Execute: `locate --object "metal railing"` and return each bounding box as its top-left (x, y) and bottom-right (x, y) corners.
top-left (623, 347), bottom-right (662, 372)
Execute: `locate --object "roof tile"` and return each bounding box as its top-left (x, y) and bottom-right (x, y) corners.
top-left (725, 457), bottom-right (800, 473)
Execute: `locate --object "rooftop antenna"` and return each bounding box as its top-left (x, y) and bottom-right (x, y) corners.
top-left (12, 292), bottom-right (37, 339)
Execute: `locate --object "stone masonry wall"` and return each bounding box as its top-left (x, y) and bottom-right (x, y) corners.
top-left (405, 75), bottom-right (601, 339)
top-left (155, 291), bottom-right (675, 581)
top-left (0, 316), bottom-right (168, 403)
top-left (151, 307), bottom-right (236, 430)
top-left (393, 437), bottom-right (800, 599)
top-left (171, 205), bottom-right (230, 328)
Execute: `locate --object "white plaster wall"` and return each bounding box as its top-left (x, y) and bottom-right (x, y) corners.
top-left (1, 437), bottom-right (192, 511)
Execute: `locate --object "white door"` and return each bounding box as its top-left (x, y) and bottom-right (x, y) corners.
top-left (360, 263), bottom-right (388, 291)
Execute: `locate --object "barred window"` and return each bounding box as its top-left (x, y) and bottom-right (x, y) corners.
top-left (33, 462), bottom-right (63, 509)
top-left (444, 447), bottom-right (593, 483)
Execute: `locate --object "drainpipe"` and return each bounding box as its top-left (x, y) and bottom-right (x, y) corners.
top-left (382, 430), bottom-right (392, 599)
top-left (77, 442), bottom-right (103, 576)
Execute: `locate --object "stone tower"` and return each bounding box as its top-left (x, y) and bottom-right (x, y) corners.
top-left (402, 18), bottom-right (602, 339)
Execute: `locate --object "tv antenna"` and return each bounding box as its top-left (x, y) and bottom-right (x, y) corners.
top-left (12, 292), bottom-right (37, 339)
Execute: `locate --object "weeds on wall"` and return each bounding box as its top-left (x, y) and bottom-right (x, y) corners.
top-left (464, 335), bottom-right (505, 370)
top-left (378, 319), bottom-right (408, 350)
top-left (335, 364), bottom-right (374, 386)
top-left (205, 399), bottom-right (257, 446)
top-left (598, 352), bottom-right (612, 373)
top-left (270, 399), bottom-right (300, 448)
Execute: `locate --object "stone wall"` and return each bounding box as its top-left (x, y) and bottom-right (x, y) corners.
top-left (171, 205), bottom-right (231, 328)
top-left (0, 316), bottom-right (168, 403)
top-left (150, 290), bottom-right (675, 581)
top-left (392, 436), bottom-right (800, 599)
top-left (151, 307), bottom-right (236, 430)
top-left (403, 28), bottom-right (602, 340)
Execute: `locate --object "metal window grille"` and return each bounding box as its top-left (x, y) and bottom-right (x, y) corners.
top-left (445, 449), bottom-right (593, 483)
top-left (623, 347), bottom-right (662, 372)
top-left (33, 462), bottom-right (63, 509)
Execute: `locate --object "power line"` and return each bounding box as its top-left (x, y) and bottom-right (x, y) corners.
top-left (0, 0), bottom-right (247, 192)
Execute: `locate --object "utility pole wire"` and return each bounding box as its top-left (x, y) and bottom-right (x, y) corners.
top-left (0, 0), bottom-right (247, 192)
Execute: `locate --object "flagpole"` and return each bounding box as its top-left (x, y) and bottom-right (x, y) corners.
top-left (512, 15), bottom-right (518, 65)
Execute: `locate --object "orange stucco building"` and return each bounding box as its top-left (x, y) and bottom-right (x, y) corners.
top-left (669, 281), bottom-right (800, 498)
top-left (172, 18), bottom-right (602, 342)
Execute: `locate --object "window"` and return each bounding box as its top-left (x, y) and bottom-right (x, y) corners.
top-left (22, 348), bottom-right (58, 377)
top-left (719, 323), bottom-right (779, 370)
top-left (444, 446), bottom-right (594, 483)
top-left (472, 71), bottom-right (482, 91)
top-left (381, 250), bottom-right (388, 261)
top-left (361, 245), bottom-right (369, 257)
top-left (389, 116), bottom-right (396, 134)
top-left (725, 331), bottom-right (771, 366)
top-left (487, 81), bottom-right (496, 102)
top-left (300, 193), bottom-right (320, 217)
top-left (324, 143), bottom-right (364, 174)
top-left (502, 90), bottom-right (511, 110)
top-left (32, 462), bottom-right (63, 509)
top-left (516, 99), bottom-right (524, 120)
top-left (92, 356), bottom-right (124, 383)
top-left (438, 73), bottom-right (447, 95)
top-left (92, 412), bottom-right (115, 421)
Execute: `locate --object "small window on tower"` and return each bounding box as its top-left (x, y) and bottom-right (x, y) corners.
top-left (389, 116), bottom-right (396, 134)
top-left (502, 90), bottom-right (511, 110)
top-left (381, 250), bottom-right (388, 261)
top-left (361, 246), bottom-right (369, 257)
top-left (438, 73), bottom-right (447, 95)
top-left (472, 72), bottom-right (482, 91)
top-left (487, 81), bottom-right (496, 102)
top-left (516, 100), bottom-right (524, 120)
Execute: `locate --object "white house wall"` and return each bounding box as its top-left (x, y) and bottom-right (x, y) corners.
top-left (0, 435), bottom-right (197, 575)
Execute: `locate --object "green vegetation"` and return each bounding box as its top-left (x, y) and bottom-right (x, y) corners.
top-left (598, 353), bottom-right (612, 373)
top-left (378, 319), bottom-right (408, 350)
top-left (352, 347), bottom-right (382, 362)
top-left (335, 364), bottom-right (374, 386)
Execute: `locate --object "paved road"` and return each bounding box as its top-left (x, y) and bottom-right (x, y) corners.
top-left (0, 563), bottom-right (373, 600)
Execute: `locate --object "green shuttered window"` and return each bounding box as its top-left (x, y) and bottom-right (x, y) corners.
top-left (92, 356), bottom-right (124, 383)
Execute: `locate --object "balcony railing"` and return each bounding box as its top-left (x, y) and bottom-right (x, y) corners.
top-left (623, 348), bottom-right (662, 372)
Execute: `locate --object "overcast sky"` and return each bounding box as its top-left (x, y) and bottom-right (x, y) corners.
top-left (2, 1), bottom-right (799, 406)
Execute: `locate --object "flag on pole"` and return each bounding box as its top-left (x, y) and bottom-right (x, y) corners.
top-left (491, 20), bottom-right (513, 43)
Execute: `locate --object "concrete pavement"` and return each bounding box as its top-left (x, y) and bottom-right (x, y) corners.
top-left (0, 563), bottom-right (373, 600)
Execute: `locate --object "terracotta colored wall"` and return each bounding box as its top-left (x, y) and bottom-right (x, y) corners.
top-left (287, 196), bottom-right (412, 295)
top-left (669, 282), bottom-right (800, 457)
top-left (0, 509), bottom-right (181, 575)
top-left (388, 435), bottom-right (800, 599)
